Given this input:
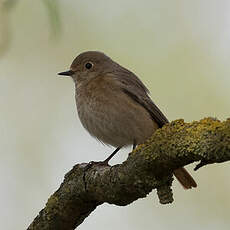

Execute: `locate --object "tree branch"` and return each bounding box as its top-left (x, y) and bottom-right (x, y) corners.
top-left (28, 118), bottom-right (230, 230)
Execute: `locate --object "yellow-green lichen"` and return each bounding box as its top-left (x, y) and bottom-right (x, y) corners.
top-left (46, 194), bottom-right (59, 213)
top-left (129, 118), bottom-right (230, 163)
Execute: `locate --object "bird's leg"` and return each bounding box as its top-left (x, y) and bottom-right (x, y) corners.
top-left (132, 140), bottom-right (137, 151)
top-left (84, 147), bottom-right (121, 172)
top-left (103, 147), bottom-right (121, 164)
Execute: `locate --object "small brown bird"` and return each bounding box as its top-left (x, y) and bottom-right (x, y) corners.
top-left (58, 51), bottom-right (197, 189)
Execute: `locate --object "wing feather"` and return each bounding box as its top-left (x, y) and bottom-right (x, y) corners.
top-left (108, 66), bottom-right (168, 127)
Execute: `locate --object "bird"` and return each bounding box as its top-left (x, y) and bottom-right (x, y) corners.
top-left (58, 51), bottom-right (197, 189)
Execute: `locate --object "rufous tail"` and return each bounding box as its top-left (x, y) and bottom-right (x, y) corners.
top-left (173, 167), bottom-right (197, 189)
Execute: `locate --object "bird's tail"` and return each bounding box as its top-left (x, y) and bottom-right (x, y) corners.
top-left (173, 167), bottom-right (197, 189)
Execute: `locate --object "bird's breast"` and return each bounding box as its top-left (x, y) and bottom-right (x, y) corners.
top-left (75, 79), bottom-right (158, 147)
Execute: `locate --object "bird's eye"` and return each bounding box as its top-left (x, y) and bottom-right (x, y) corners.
top-left (85, 62), bottom-right (93, 69)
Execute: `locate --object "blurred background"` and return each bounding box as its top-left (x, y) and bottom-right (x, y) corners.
top-left (1, 0), bottom-right (230, 229)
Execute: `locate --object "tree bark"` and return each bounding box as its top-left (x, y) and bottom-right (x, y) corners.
top-left (28, 118), bottom-right (230, 230)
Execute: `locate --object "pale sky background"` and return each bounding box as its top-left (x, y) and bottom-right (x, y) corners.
top-left (0, 0), bottom-right (230, 229)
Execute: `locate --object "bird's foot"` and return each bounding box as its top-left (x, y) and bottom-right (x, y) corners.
top-left (84, 160), bottom-right (110, 172)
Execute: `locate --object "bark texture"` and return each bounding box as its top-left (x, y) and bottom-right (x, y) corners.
top-left (28, 118), bottom-right (230, 230)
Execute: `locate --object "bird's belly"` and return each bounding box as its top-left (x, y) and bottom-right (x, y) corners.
top-left (77, 102), bottom-right (130, 146)
top-left (76, 94), bottom-right (157, 147)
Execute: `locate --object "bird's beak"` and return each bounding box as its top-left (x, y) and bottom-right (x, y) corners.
top-left (58, 70), bottom-right (75, 77)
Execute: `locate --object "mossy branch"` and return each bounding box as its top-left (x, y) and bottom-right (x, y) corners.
top-left (28, 118), bottom-right (230, 230)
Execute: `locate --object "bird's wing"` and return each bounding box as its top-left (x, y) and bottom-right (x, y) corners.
top-left (110, 68), bottom-right (169, 127)
top-left (122, 87), bottom-right (168, 128)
